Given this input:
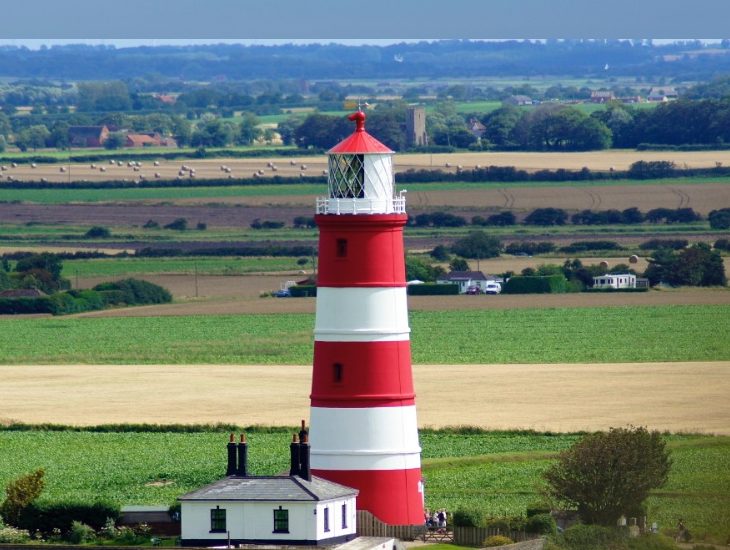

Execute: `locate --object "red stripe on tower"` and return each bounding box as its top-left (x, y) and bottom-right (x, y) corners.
top-left (309, 111), bottom-right (424, 526)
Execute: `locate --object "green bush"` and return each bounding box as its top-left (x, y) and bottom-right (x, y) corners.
top-left (0, 525), bottom-right (31, 543)
top-left (84, 226), bottom-right (111, 239)
top-left (407, 283), bottom-right (459, 295)
top-left (67, 521), bottom-right (96, 544)
top-left (525, 513), bottom-right (557, 535)
top-left (503, 275), bottom-right (567, 294)
top-left (0, 297), bottom-right (54, 314)
top-left (558, 524), bottom-right (627, 550)
top-left (17, 501), bottom-right (119, 535)
top-left (484, 534), bottom-right (514, 547)
top-left (164, 218), bottom-right (188, 230)
top-left (714, 238), bottom-right (730, 252)
top-left (628, 534), bottom-right (680, 550)
top-left (288, 285), bottom-right (317, 297)
top-left (92, 279), bottom-right (172, 305)
top-left (451, 507), bottom-right (484, 527)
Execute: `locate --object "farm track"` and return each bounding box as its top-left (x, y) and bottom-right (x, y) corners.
top-left (2, 362), bottom-right (728, 434)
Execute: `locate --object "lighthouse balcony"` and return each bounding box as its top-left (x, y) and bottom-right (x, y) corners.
top-left (316, 195), bottom-right (406, 215)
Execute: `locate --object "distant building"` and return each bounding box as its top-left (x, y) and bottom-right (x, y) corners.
top-left (592, 273), bottom-right (637, 289)
top-left (406, 106), bottom-right (428, 147)
top-left (154, 94), bottom-right (177, 105)
top-left (437, 270), bottom-right (497, 293)
top-left (125, 133), bottom-right (176, 148)
top-left (647, 87), bottom-right (679, 102)
top-left (68, 126), bottom-right (109, 147)
top-left (504, 95), bottom-right (533, 106)
top-left (179, 433), bottom-right (358, 547)
top-left (590, 90), bottom-right (615, 103)
top-left (468, 118), bottom-right (486, 139)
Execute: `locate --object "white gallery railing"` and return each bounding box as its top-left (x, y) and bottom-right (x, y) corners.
top-left (316, 196), bottom-right (406, 215)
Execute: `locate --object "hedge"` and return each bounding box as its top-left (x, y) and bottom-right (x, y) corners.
top-left (502, 275), bottom-right (567, 294)
top-left (407, 283), bottom-right (459, 295)
top-left (16, 501), bottom-right (120, 535)
top-left (0, 279), bottom-right (171, 315)
top-left (288, 285), bottom-right (317, 297)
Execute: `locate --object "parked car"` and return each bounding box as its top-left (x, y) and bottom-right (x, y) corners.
top-left (274, 289), bottom-right (291, 298)
top-left (466, 285), bottom-right (483, 295)
top-left (485, 282), bottom-right (502, 295)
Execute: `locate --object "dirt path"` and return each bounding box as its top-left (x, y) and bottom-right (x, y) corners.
top-left (1, 362), bottom-right (728, 434)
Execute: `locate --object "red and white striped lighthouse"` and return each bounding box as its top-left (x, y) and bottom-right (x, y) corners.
top-left (309, 111), bottom-right (424, 526)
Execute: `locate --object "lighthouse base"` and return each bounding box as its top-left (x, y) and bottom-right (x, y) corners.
top-left (311, 468), bottom-right (423, 526)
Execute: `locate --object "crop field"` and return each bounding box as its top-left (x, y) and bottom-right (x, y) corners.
top-left (3, 149), bottom-right (730, 184)
top-left (60, 256), bottom-right (307, 278)
top-left (0, 306), bottom-right (728, 365)
top-left (2, 362), bottom-right (728, 433)
top-left (0, 429), bottom-right (726, 542)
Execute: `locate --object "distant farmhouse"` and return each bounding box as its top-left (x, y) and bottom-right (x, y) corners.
top-left (504, 95), bottom-right (533, 106)
top-left (590, 90), bottom-right (615, 103)
top-left (647, 87), bottom-right (679, 102)
top-left (437, 271), bottom-right (500, 294)
top-left (68, 125), bottom-right (109, 147)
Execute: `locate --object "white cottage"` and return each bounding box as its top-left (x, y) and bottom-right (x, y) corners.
top-left (592, 273), bottom-right (637, 289)
top-left (179, 433), bottom-right (358, 547)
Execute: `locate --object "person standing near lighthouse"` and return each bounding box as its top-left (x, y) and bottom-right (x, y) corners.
top-left (308, 110), bottom-right (424, 526)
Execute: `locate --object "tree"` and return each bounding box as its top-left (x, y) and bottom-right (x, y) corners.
top-left (294, 114), bottom-right (351, 149)
top-left (14, 125), bottom-right (50, 151)
top-left (543, 427), bottom-right (671, 526)
top-left (709, 208), bottom-right (730, 230)
top-left (103, 132), bottom-right (126, 150)
top-left (451, 231), bottom-right (502, 259)
top-left (449, 257), bottom-right (469, 271)
top-left (524, 208), bottom-right (568, 226)
top-left (237, 112), bottom-right (261, 145)
top-left (644, 243), bottom-right (726, 286)
top-left (405, 256), bottom-right (445, 282)
top-left (0, 469), bottom-right (45, 525)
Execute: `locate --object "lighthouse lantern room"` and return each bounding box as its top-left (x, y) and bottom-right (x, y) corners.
top-left (309, 111), bottom-right (424, 526)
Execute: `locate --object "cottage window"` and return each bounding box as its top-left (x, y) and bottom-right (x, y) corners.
top-left (336, 239), bottom-right (348, 258)
top-left (273, 507), bottom-right (289, 533)
top-left (324, 507), bottom-right (330, 532)
top-left (210, 507), bottom-right (226, 532)
top-left (333, 363), bottom-right (343, 383)
top-left (341, 503), bottom-right (347, 529)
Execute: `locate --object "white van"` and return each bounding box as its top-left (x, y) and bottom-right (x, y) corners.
top-left (485, 282), bottom-right (502, 295)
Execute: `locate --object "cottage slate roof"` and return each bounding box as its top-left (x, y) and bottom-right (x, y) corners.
top-left (68, 126), bottom-right (107, 138)
top-left (437, 270), bottom-right (488, 282)
top-left (178, 475), bottom-right (358, 503)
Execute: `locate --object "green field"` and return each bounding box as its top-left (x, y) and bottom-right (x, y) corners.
top-left (60, 256), bottom-right (308, 278)
top-left (0, 429), bottom-right (726, 542)
top-left (0, 305), bottom-right (728, 364)
top-left (1, 176), bottom-right (729, 205)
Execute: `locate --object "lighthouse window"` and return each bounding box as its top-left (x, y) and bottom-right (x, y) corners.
top-left (333, 363), bottom-right (343, 383)
top-left (329, 154), bottom-right (365, 199)
top-left (336, 239), bottom-right (348, 258)
top-left (210, 507), bottom-right (226, 532)
top-left (273, 507), bottom-right (289, 533)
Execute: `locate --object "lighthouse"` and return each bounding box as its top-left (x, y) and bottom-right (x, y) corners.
top-left (309, 111), bottom-right (424, 526)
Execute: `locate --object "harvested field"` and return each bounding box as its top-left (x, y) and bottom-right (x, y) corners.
top-left (1, 362), bottom-right (728, 434)
top-left (4, 150), bottom-right (730, 182)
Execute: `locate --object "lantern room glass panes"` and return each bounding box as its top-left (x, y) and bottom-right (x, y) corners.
top-left (329, 154), bottom-right (365, 198)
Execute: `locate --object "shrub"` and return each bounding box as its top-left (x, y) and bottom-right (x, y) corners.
top-left (628, 534), bottom-right (681, 550)
top-left (559, 240), bottom-right (622, 253)
top-left (451, 507), bottom-right (483, 527)
top-left (67, 521), bottom-right (96, 544)
top-left (0, 468), bottom-right (45, 525)
top-left (164, 218), bottom-right (188, 230)
top-left (451, 231), bottom-right (502, 259)
top-left (714, 238), bottom-right (730, 251)
top-left (0, 525), bottom-right (31, 543)
top-left (430, 244), bottom-right (450, 261)
top-left (708, 207), bottom-right (730, 229)
top-left (483, 535), bottom-right (514, 547)
top-left (92, 279), bottom-right (172, 305)
top-left (84, 226), bottom-right (111, 238)
top-left (143, 219), bottom-right (159, 229)
top-left (558, 524), bottom-right (627, 550)
top-left (505, 241), bottom-right (556, 255)
top-left (196, 222), bottom-right (207, 230)
top-left (525, 513), bottom-right (557, 535)
top-left (17, 501), bottom-right (119, 535)
top-left (524, 208), bottom-right (568, 226)
top-left (250, 219), bottom-right (285, 229)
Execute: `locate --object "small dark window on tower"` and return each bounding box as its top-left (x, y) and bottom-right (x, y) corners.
top-left (336, 239), bottom-right (348, 257)
top-left (333, 363), bottom-right (343, 383)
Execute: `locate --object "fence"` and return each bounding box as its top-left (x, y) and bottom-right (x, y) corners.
top-left (355, 511), bottom-right (425, 540)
